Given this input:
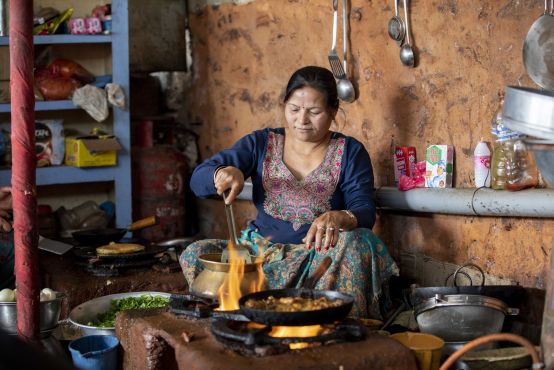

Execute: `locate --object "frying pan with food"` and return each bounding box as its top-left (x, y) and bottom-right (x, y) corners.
top-left (238, 288), bottom-right (354, 326)
top-left (72, 216), bottom-right (158, 246)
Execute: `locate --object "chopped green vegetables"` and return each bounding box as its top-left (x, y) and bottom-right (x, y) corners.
top-left (88, 295), bottom-right (169, 328)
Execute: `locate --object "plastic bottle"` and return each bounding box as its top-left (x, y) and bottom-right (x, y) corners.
top-left (473, 138), bottom-right (491, 188)
top-left (490, 97), bottom-right (538, 191)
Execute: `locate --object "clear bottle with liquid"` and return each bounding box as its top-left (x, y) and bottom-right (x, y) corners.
top-left (490, 98), bottom-right (538, 191)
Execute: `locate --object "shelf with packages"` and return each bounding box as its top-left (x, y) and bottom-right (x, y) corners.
top-left (0, 0), bottom-right (132, 228)
top-left (0, 34), bottom-right (112, 46)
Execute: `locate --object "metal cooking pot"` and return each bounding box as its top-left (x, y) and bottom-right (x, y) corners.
top-left (502, 86), bottom-right (554, 140)
top-left (408, 263), bottom-right (526, 309)
top-left (190, 253), bottom-right (264, 299)
top-left (0, 292), bottom-right (65, 334)
top-left (523, 1), bottom-right (554, 90)
top-left (415, 294), bottom-right (519, 343)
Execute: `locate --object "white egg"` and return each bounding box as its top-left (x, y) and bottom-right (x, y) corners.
top-left (0, 288), bottom-right (15, 302)
top-left (40, 288), bottom-right (56, 301)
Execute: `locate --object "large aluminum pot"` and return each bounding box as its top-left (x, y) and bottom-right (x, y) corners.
top-left (0, 292), bottom-right (65, 334)
top-left (68, 291), bottom-right (170, 336)
top-left (415, 294), bottom-right (519, 343)
top-left (502, 86), bottom-right (554, 140)
top-left (190, 253), bottom-right (265, 299)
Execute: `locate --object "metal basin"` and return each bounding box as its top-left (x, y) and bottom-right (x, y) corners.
top-left (502, 86), bottom-right (554, 140)
top-left (68, 291), bottom-right (170, 336)
top-left (0, 292), bottom-right (65, 334)
top-left (414, 294), bottom-right (518, 343)
top-left (524, 138), bottom-right (554, 186)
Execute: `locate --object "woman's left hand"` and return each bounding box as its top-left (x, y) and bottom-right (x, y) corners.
top-left (303, 211), bottom-right (348, 252)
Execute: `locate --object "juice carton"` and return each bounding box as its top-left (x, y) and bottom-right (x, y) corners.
top-left (393, 146), bottom-right (417, 186)
top-left (425, 145), bottom-right (454, 188)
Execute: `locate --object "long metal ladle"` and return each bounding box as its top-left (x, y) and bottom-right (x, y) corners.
top-left (337, 0), bottom-right (355, 103)
top-left (399, 0), bottom-right (415, 67)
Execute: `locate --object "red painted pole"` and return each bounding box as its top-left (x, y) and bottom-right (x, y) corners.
top-left (9, 0), bottom-right (39, 341)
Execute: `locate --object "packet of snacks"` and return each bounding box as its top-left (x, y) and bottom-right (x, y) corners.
top-left (0, 119), bottom-right (65, 167)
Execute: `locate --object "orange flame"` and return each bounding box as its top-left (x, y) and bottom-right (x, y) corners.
top-left (269, 325), bottom-right (325, 350)
top-left (217, 240), bottom-right (265, 311)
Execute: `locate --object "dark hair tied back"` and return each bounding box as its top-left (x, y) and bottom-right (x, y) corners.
top-left (284, 66), bottom-right (339, 110)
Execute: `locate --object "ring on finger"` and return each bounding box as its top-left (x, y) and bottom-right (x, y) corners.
top-left (327, 227), bottom-right (335, 231)
top-left (317, 225), bottom-right (325, 230)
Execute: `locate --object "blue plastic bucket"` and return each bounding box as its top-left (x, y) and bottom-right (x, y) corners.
top-left (68, 335), bottom-right (119, 370)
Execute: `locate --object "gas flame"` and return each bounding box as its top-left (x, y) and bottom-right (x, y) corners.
top-left (217, 240), bottom-right (265, 311)
top-left (269, 325), bottom-right (325, 350)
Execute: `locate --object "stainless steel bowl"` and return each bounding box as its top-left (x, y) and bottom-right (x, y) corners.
top-left (68, 291), bottom-right (170, 336)
top-left (524, 138), bottom-right (554, 186)
top-left (502, 86), bottom-right (554, 140)
top-left (0, 292), bottom-right (65, 334)
top-left (414, 294), bottom-right (518, 343)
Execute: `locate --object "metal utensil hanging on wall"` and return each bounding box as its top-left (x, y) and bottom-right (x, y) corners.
top-left (399, 0), bottom-right (415, 67)
top-left (387, 0), bottom-right (405, 46)
top-left (338, 0), bottom-right (355, 102)
top-left (523, 0), bottom-right (554, 90)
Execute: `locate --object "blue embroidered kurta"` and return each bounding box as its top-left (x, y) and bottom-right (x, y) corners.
top-left (190, 128), bottom-right (376, 244)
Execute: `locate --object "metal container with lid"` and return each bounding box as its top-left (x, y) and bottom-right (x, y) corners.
top-left (502, 86), bottom-right (554, 140)
top-left (415, 294), bottom-right (519, 343)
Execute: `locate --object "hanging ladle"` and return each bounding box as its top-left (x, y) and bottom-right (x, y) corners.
top-left (337, 0), bottom-right (355, 103)
top-left (387, 0), bottom-right (405, 47)
top-left (399, 0), bottom-right (415, 67)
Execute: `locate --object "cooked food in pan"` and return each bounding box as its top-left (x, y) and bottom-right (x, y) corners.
top-left (96, 242), bottom-right (145, 255)
top-left (244, 295), bottom-right (344, 312)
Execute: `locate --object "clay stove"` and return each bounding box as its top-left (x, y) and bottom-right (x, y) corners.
top-left (115, 294), bottom-right (419, 370)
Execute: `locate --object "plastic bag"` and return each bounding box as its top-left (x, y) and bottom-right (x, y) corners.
top-left (106, 83), bottom-right (125, 109)
top-left (399, 160), bottom-right (426, 191)
top-left (72, 85), bottom-right (108, 122)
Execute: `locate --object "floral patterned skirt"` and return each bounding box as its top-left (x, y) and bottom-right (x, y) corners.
top-left (179, 228), bottom-right (399, 318)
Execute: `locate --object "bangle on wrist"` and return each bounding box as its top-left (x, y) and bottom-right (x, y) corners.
top-left (213, 166), bottom-right (227, 184)
top-left (342, 210), bottom-right (357, 228)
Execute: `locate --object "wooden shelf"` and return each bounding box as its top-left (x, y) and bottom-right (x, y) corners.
top-left (0, 166), bottom-right (120, 186)
top-left (0, 34), bottom-right (112, 46)
top-left (0, 100), bottom-right (78, 113)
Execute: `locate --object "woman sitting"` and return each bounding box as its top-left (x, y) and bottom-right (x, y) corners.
top-left (180, 66), bottom-right (398, 318)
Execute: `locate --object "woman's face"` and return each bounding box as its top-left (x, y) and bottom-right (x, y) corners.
top-left (284, 86), bottom-right (336, 143)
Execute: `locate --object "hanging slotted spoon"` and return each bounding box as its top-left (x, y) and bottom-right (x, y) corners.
top-left (328, 0), bottom-right (346, 79)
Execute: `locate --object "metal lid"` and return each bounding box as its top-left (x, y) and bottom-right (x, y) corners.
top-left (414, 294), bottom-right (517, 316)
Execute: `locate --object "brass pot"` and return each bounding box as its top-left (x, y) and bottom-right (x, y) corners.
top-left (190, 253), bottom-right (264, 299)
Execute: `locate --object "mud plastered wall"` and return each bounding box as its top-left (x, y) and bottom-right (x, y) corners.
top-left (181, 0), bottom-right (554, 288)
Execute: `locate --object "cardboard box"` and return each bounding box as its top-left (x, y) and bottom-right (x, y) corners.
top-left (65, 135), bottom-right (121, 167)
top-left (425, 145), bottom-right (454, 188)
top-left (393, 146), bottom-right (417, 186)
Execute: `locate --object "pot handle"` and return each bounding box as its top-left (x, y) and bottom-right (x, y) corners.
top-left (451, 263), bottom-right (486, 287)
top-left (507, 307), bottom-right (520, 316)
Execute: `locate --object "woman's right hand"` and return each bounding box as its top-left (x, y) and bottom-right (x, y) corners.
top-left (214, 166), bottom-right (244, 204)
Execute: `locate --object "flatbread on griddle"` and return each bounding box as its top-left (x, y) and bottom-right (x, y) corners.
top-left (96, 242), bottom-right (145, 255)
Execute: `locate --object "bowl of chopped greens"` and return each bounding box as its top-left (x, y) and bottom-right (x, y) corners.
top-left (68, 292), bottom-right (170, 336)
